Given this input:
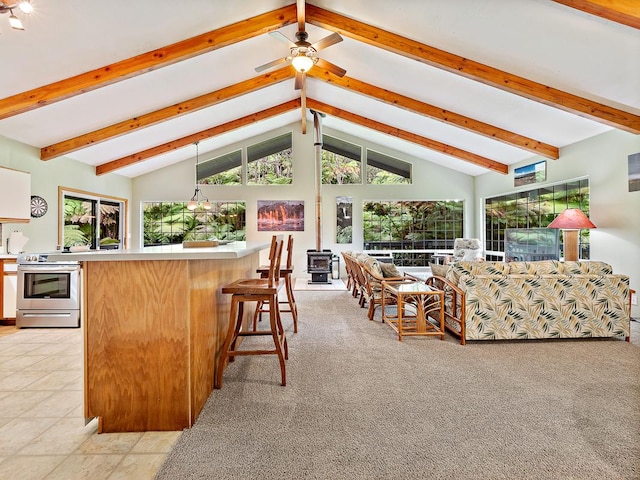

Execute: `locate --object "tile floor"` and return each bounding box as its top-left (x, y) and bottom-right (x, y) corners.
top-left (0, 326), bottom-right (180, 480)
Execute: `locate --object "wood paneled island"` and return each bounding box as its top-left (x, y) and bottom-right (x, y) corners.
top-left (49, 242), bottom-right (269, 433)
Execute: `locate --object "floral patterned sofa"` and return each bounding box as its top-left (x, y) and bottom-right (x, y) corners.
top-left (426, 260), bottom-right (631, 345)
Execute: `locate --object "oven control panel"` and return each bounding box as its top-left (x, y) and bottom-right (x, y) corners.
top-left (17, 253), bottom-right (79, 265)
top-left (17, 253), bottom-right (48, 264)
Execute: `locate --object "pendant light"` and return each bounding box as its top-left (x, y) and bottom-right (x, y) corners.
top-left (186, 141), bottom-right (211, 211)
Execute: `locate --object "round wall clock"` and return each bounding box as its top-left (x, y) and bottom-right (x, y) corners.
top-left (30, 195), bottom-right (48, 218)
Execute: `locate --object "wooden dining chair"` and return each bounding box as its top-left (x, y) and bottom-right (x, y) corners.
top-left (253, 234), bottom-right (298, 333)
top-left (215, 235), bottom-right (288, 388)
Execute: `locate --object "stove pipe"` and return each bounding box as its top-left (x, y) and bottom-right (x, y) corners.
top-left (311, 110), bottom-right (325, 252)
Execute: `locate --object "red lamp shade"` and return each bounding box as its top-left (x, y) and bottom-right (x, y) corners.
top-left (547, 208), bottom-right (596, 230)
top-left (547, 209), bottom-right (596, 262)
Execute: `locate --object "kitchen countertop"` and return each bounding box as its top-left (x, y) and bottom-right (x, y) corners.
top-left (47, 241), bottom-right (269, 262)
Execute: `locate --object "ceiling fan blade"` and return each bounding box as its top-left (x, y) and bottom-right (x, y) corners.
top-left (268, 31), bottom-right (296, 48)
top-left (255, 57), bottom-right (289, 73)
top-left (311, 32), bottom-right (343, 52)
top-left (294, 72), bottom-right (304, 90)
top-left (297, 0), bottom-right (305, 32)
top-left (316, 58), bottom-right (347, 78)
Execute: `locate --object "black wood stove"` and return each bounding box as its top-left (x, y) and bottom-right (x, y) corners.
top-left (307, 250), bottom-right (333, 284)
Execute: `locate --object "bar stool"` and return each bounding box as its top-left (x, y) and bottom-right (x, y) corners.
top-left (253, 234), bottom-right (298, 333)
top-left (215, 235), bottom-right (288, 389)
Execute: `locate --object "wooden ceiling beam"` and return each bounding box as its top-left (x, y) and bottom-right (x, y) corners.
top-left (306, 4), bottom-right (640, 134)
top-left (306, 98), bottom-right (508, 174)
top-left (0, 5), bottom-right (298, 121)
top-left (552, 1), bottom-right (640, 29)
top-left (41, 68), bottom-right (295, 161)
top-left (96, 99), bottom-right (301, 176)
top-left (308, 70), bottom-right (559, 160)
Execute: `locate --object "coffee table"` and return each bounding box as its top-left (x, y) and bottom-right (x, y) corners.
top-left (382, 281), bottom-right (445, 342)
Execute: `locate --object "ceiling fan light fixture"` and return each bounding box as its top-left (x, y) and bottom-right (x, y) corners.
top-left (292, 54), bottom-right (315, 73)
top-left (18, 0), bottom-right (33, 14)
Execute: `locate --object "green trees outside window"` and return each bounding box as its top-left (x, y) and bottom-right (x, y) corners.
top-left (363, 200), bottom-right (464, 266)
top-left (484, 179), bottom-right (590, 259)
top-left (247, 149), bottom-right (293, 185)
top-left (62, 191), bottom-right (125, 249)
top-left (366, 165), bottom-right (411, 185)
top-left (143, 201), bottom-right (246, 246)
top-left (321, 150), bottom-right (361, 184)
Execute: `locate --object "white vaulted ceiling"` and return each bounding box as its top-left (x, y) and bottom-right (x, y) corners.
top-left (0, 0), bottom-right (638, 178)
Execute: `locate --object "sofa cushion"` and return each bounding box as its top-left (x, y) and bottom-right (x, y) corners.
top-left (506, 260), bottom-right (563, 275)
top-left (380, 262), bottom-right (402, 278)
top-left (449, 261), bottom-right (509, 280)
top-left (562, 261), bottom-right (613, 275)
top-left (363, 256), bottom-right (383, 276)
top-left (430, 263), bottom-right (448, 278)
top-left (353, 252), bottom-right (370, 263)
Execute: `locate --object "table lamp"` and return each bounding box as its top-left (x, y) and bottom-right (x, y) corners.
top-left (547, 208), bottom-right (596, 261)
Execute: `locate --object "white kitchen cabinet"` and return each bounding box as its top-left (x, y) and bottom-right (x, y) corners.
top-left (0, 166), bottom-right (31, 222)
top-left (1, 260), bottom-right (17, 320)
top-left (3, 275), bottom-right (17, 319)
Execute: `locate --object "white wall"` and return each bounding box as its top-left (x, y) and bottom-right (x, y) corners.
top-left (0, 136), bottom-right (132, 253)
top-left (132, 123), bottom-right (475, 275)
top-left (475, 129), bottom-right (640, 317)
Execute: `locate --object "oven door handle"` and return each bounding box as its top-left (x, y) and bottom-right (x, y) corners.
top-left (19, 312), bottom-right (74, 317)
top-left (18, 266), bottom-right (80, 273)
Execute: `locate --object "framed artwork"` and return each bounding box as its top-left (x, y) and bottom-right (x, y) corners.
top-left (257, 200), bottom-right (304, 231)
top-left (629, 153), bottom-right (640, 192)
top-left (514, 160), bottom-right (546, 187)
top-left (336, 196), bottom-right (353, 244)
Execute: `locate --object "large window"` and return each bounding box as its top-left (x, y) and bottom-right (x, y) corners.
top-left (366, 150), bottom-right (412, 185)
top-left (199, 150), bottom-right (242, 185)
top-left (322, 135), bottom-right (361, 184)
top-left (247, 133), bottom-right (293, 185)
top-left (197, 133), bottom-right (293, 186)
top-left (142, 201), bottom-right (246, 246)
top-left (321, 136), bottom-right (412, 185)
top-left (59, 188), bottom-right (127, 250)
top-left (484, 178), bottom-right (590, 260)
top-left (363, 200), bottom-right (464, 266)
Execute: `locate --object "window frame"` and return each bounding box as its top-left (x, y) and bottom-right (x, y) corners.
top-left (362, 199), bottom-right (464, 266)
top-left (365, 149), bottom-right (412, 185)
top-left (246, 132), bottom-right (293, 185)
top-left (58, 187), bottom-right (128, 250)
top-left (321, 135), bottom-right (362, 185)
top-left (483, 177), bottom-right (591, 261)
top-left (141, 201), bottom-right (247, 246)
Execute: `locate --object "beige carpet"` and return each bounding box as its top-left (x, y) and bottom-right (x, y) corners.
top-left (156, 291), bottom-right (640, 480)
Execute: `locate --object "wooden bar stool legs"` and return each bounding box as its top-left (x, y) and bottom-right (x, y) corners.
top-left (215, 235), bottom-right (288, 389)
top-left (282, 270), bottom-right (298, 331)
top-left (215, 294), bottom-right (287, 389)
top-left (253, 234), bottom-right (298, 333)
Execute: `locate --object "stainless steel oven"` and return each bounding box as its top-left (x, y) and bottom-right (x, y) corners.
top-left (16, 254), bottom-right (81, 328)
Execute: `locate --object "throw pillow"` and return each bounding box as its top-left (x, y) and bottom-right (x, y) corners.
top-left (380, 262), bottom-right (402, 278)
top-left (430, 263), bottom-right (447, 277)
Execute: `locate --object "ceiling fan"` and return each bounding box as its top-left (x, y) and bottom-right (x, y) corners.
top-left (255, 0), bottom-right (347, 131)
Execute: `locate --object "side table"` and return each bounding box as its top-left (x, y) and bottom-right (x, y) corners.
top-left (382, 281), bottom-right (445, 342)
